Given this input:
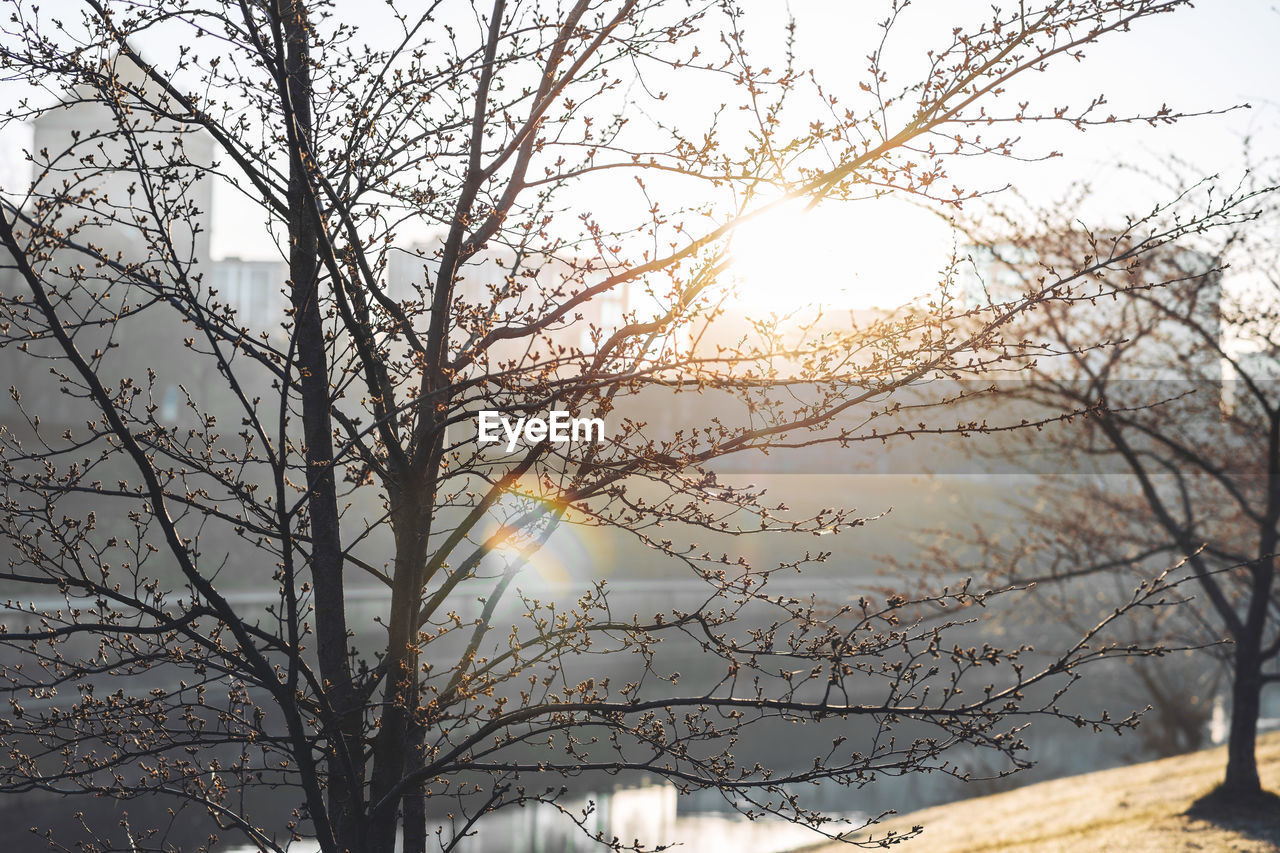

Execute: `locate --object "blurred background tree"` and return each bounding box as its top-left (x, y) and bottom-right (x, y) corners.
top-left (908, 170), bottom-right (1279, 802)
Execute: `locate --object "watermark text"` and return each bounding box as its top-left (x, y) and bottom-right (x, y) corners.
top-left (477, 410), bottom-right (605, 452)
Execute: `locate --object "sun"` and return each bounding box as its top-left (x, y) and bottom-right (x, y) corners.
top-left (725, 197), bottom-right (955, 313)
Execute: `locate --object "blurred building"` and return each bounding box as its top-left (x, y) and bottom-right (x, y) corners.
top-left (388, 239), bottom-right (630, 358)
top-left (962, 240), bottom-right (1223, 381)
top-left (0, 53), bottom-right (287, 428)
top-left (208, 257), bottom-right (288, 321)
top-left (29, 53), bottom-right (214, 268)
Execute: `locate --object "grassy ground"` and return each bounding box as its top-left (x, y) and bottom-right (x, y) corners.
top-left (812, 731), bottom-right (1280, 852)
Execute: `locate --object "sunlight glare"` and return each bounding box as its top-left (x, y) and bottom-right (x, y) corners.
top-left (726, 198), bottom-right (955, 313)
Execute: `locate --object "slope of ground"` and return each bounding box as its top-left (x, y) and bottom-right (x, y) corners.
top-left (807, 731), bottom-right (1280, 852)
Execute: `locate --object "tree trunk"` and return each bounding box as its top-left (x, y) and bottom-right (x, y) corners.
top-left (367, 503), bottom-right (434, 853)
top-left (1223, 625), bottom-right (1265, 794)
top-left (279, 1), bottom-right (362, 848)
top-left (402, 718), bottom-right (427, 853)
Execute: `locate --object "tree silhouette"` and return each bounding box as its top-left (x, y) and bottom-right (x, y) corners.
top-left (914, 179), bottom-right (1279, 800)
top-left (0, 1), bottom-right (1250, 850)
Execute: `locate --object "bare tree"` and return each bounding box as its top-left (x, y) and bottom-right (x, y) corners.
top-left (920, 179), bottom-right (1280, 801)
top-left (0, 1), bottom-right (1253, 851)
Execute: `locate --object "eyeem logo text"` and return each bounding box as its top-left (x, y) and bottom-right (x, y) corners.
top-left (477, 410), bottom-right (605, 452)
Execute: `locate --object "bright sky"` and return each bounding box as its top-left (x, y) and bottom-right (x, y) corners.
top-left (722, 0), bottom-right (1280, 309)
top-left (3, 1), bottom-right (1276, 310)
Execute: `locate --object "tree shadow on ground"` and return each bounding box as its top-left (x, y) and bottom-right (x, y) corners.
top-left (1185, 786), bottom-right (1280, 846)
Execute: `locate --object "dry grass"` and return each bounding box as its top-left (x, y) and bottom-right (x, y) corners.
top-left (812, 731), bottom-right (1280, 852)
